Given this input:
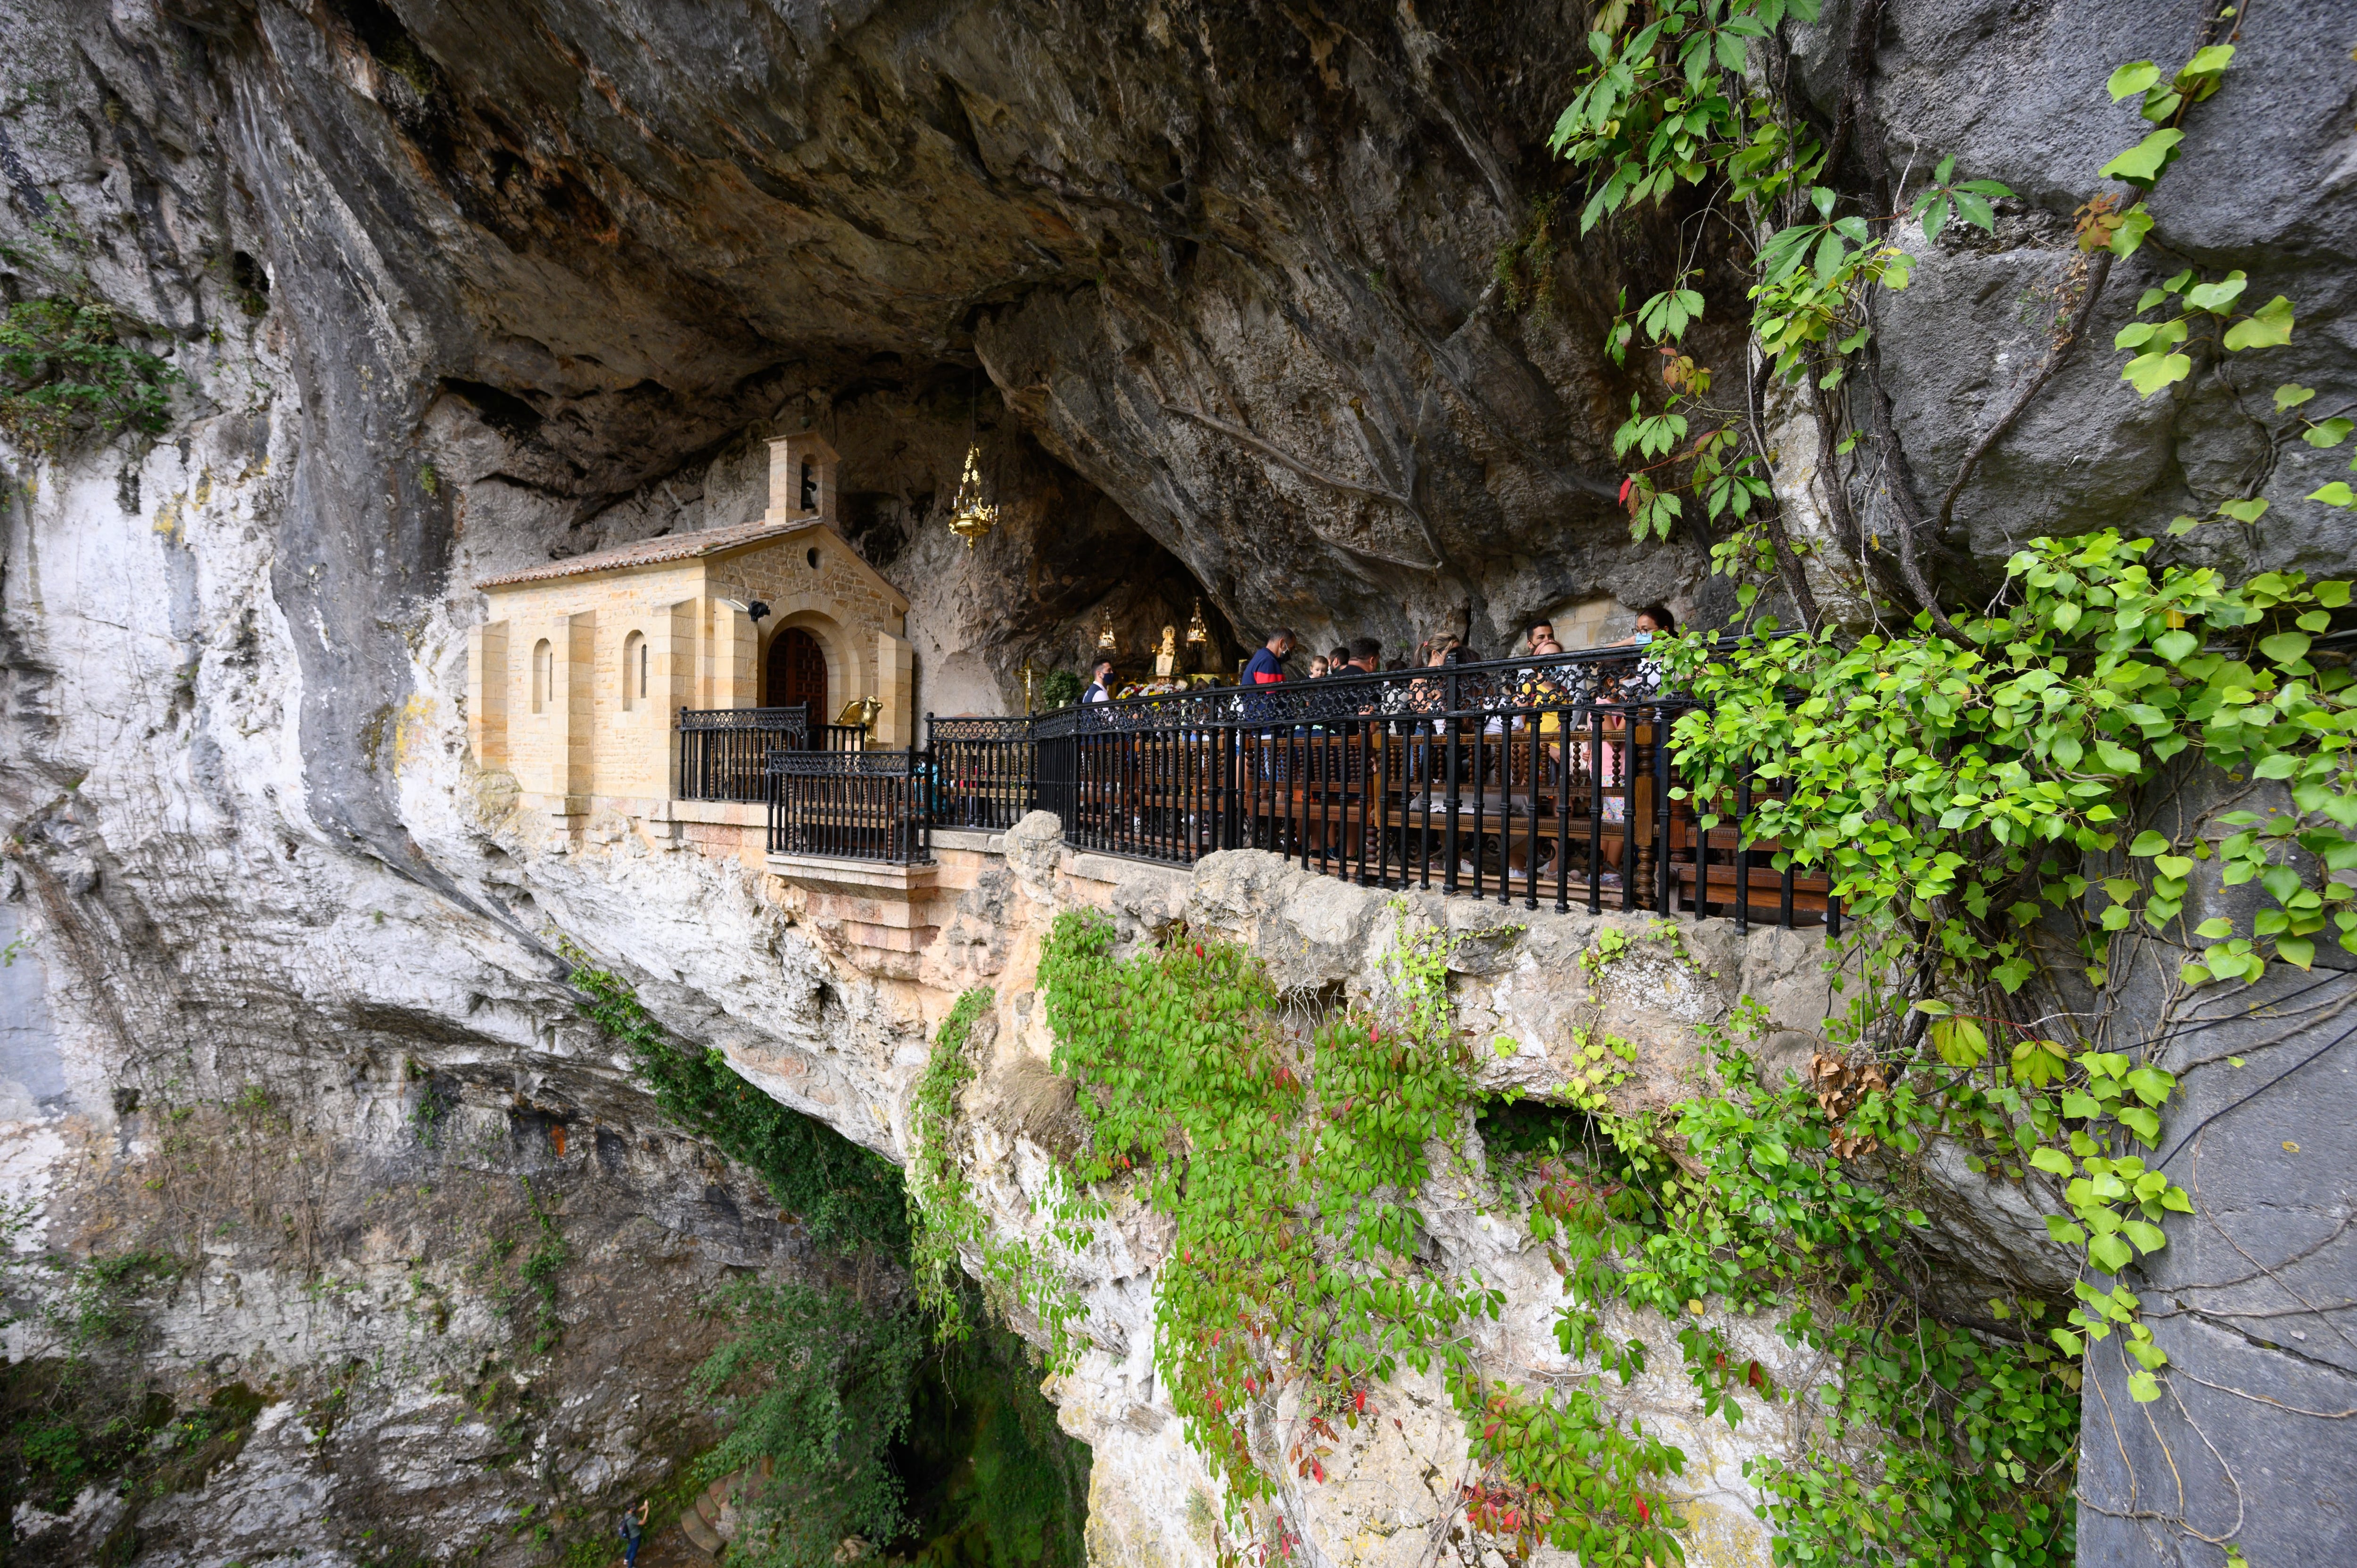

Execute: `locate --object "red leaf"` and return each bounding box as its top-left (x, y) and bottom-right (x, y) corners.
top-left (1635, 1495), bottom-right (1649, 1525)
top-left (1617, 476), bottom-right (1634, 505)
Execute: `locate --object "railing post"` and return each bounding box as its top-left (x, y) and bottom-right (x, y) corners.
top-left (909, 736), bottom-right (924, 864)
top-left (1655, 705), bottom-right (1673, 917)
top-left (1442, 668), bottom-right (1462, 895)
top-left (1733, 772), bottom-right (1753, 935)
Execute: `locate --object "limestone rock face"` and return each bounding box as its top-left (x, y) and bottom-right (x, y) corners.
top-left (5, 0), bottom-right (2356, 1564)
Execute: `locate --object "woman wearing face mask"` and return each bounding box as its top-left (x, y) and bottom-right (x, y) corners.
top-left (1620, 604), bottom-right (1676, 644)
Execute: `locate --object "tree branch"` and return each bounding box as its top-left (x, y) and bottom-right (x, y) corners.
top-left (1158, 401), bottom-right (1445, 571)
top-left (1937, 249), bottom-right (2116, 533)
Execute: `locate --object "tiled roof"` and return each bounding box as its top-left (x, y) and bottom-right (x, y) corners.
top-left (474, 517), bottom-right (813, 588)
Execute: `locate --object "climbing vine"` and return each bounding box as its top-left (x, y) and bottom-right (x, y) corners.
top-left (1039, 910), bottom-right (1690, 1564)
top-left (905, 987), bottom-right (1089, 1361)
top-left (1529, 8), bottom-right (2353, 1563)
top-left (560, 940), bottom-right (909, 1258)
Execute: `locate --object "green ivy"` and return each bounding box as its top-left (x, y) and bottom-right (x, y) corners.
top-left (906, 988), bottom-right (1088, 1359)
top-left (1032, 895), bottom-right (2110, 1568)
top-left (560, 941), bottom-right (909, 1258)
top-left (1038, 909), bottom-right (1687, 1564)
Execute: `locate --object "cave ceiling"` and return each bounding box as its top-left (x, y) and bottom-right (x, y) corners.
top-left (193, 0), bottom-right (1713, 664)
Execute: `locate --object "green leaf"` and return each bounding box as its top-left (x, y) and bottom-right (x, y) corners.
top-left (2127, 1370), bottom-right (2161, 1403)
top-left (2089, 1232), bottom-right (2134, 1273)
top-left (2220, 497), bottom-right (2269, 524)
top-left (2194, 918), bottom-right (2233, 939)
top-left (2222, 296), bottom-right (2294, 351)
top-left (2108, 206), bottom-right (2154, 257)
top-left (2123, 1220), bottom-right (2167, 1254)
top-left (2183, 271), bottom-right (2247, 312)
top-left (2304, 418), bottom-right (2353, 448)
top-left (2153, 629), bottom-right (2199, 663)
top-left (1930, 1016), bottom-right (1990, 1068)
top-left (1921, 192), bottom-right (1951, 243)
top-left (2099, 128), bottom-right (2184, 187)
top-left (2178, 43), bottom-right (2235, 80)
top-left (2276, 936), bottom-right (2316, 970)
top-left (2106, 60), bottom-right (2161, 101)
top-left (2275, 383), bottom-right (2317, 411)
top-left (2029, 1147), bottom-right (2075, 1178)
top-left (2258, 632), bottom-right (2312, 666)
top-left (2310, 482), bottom-right (2356, 509)
top-left (2124, 1067), bottom-right (2174, 1107)
top-left (2129, 831), bottom-right (2171, 857)
top-left (1911, 999), bottom-right (1955, 1017)
top-left (2123, 352), bottom-right (2191, 397)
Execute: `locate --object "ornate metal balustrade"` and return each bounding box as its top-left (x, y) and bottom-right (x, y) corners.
top-left (678, 706), bottom-right (873, 801)
top-left (678, 705), bottom-right (808, 802)
top-left (767, 750), bottom-right (930, 865)
top-left (929, 716), bottom-right (1036, 830)
top-left (676, 647), bottom-right (1831, 931)
top-left (999, 645), bottom-right (1835, 931)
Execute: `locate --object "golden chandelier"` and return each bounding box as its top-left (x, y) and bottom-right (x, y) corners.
top-left (947, 442), bottom-right (999, 547)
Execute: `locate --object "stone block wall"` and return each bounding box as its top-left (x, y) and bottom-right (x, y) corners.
top-left (477, 560), bottom-right (704, 812)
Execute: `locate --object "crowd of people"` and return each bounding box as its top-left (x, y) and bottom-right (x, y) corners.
top-left (1070, 604), bottom-right (1678, 710)
top-left (1257, 603), bottom-right (1677, 686)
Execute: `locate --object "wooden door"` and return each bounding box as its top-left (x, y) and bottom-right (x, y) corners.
top-left (766, 628), bottom-right (827, 747)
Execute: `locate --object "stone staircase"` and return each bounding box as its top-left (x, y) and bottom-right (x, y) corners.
top-left (677, 1474), bottom-right (731, 1556)
top-left (677, 1457), bottom-right (773, 1557)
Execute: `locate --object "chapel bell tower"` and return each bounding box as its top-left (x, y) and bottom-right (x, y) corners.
top-left (766, 431), bottom-right (839, 525)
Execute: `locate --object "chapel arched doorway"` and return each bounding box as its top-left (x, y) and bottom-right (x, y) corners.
top-left (766, 627), bottom-right (828, 747)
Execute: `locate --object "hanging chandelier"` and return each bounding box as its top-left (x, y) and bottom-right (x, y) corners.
top-left (947, 442), bottom-right (999, 548)
top-left (1185, 598), bottom-right (1209, 647)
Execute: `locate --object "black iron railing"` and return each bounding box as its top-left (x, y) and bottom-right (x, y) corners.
top-left (676, 646), bottom-right (1832, 930)
top-left (815, 724), bottom-right (872, 753)
top-left (767, 750), bottom-right (930, 865)
top-left (679, 705), bottom-right (808, 801)
top-left (930, 716), bottom-right (1036, 830)
top-left (679, 706), bottom-right (874, 800)
top-left (998, 646), bottom-right (1836, 931)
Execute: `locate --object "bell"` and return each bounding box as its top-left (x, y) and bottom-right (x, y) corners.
top-left (947, 442), bottom-right (998, 547)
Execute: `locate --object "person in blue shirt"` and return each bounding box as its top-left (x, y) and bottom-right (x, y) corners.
top-left (1082, 657), bottom-right (1116, 703)
top-left (1244, 629), bottom-right (1294, 686)
top-left (1242, 629), bottom-right (1293, 739)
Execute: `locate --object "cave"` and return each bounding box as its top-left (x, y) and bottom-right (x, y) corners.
top-left (2, 1), bottom-right (2353, 1566)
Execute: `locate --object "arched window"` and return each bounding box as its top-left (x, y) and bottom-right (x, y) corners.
top-left (531, 639), bottom-right (552, 714)
top-left (622, 631), bottom-right (646, 711)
